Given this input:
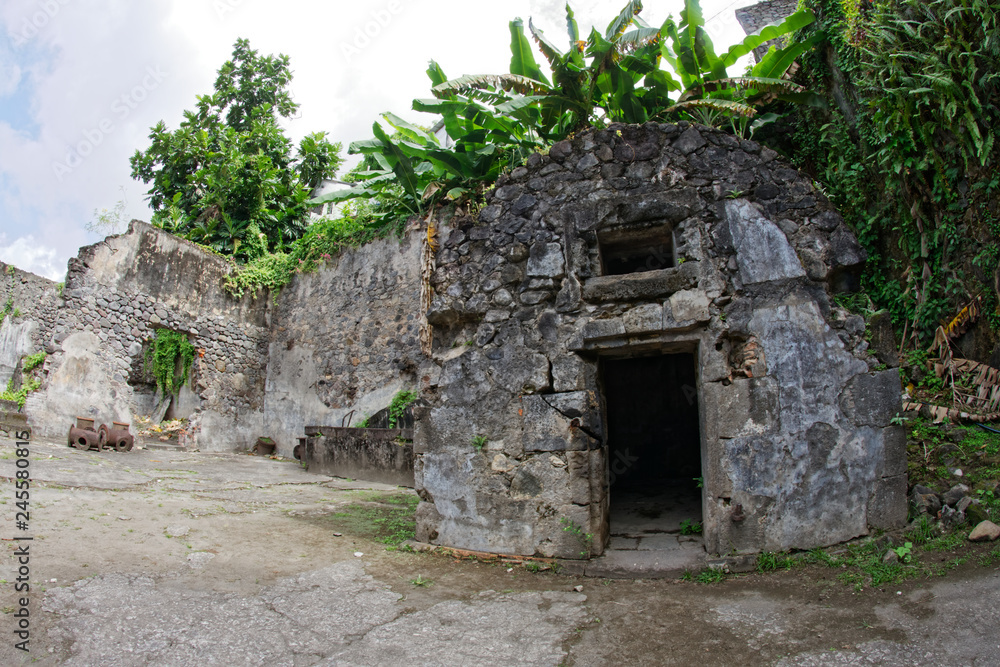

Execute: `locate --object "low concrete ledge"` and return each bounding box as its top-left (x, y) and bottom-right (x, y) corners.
top-left (304, 426), bottom-right (414, 488)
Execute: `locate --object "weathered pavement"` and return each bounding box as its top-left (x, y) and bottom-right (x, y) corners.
top-left (1, 438), bottom-right (998, 666)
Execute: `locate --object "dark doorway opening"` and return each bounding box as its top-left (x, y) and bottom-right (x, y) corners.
top-left (602, 352), bottom-right (703, 544)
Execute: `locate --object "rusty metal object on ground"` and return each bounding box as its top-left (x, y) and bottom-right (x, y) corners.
top-left (68, 425), bottom-right (99, 450)
top-left (99, 421), bottom-right (134, 452)
top-left (252, 437), bottom-right (276, 456)
top-left (76, 416), bottom-right (96, 431)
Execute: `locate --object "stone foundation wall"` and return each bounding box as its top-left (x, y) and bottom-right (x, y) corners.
top-left (414, 122), bottom-right (906, 558)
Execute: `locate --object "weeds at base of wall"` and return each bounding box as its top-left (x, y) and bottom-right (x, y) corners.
top-left (560, 517), bottom-right (594, 559)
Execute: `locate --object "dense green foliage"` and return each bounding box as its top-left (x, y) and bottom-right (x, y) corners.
top-left (785, 0), bottom-right (1000, 345)
top-left (311, 0), bottom-right (817, 225)
top-left (223, 202), bottom-right (397, 298)
top-left (145, 329), bottom-right (196, 396)
top-left (388, 389), bottom-right (419, 428)
top-left (130, 39), bottom-right (343, 262)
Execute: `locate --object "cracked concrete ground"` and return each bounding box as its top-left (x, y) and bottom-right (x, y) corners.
top-left (1, 438), bottom-right (999, 666)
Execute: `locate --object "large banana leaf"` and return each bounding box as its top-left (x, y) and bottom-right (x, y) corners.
top-left (382, 112), bottom-right (437, 145)
top-left (666, 97), bottom-right (757, 117)
top-left (509, 18), bottom-right (550, 85)
top-left (564, 3), bottom-right (585, 67)
top-left (721, 9), bottom-right (816, 67)
top-left (529, 18), bottom-right (565, 70)
top-left (433, 74), bottom-right (551, 98)
top-left (426, 60), bottom-right (449, 88)
top-left (371, 122), bottom-right (421, 211)
top-left (752, 33), bottom-right (825, 79)
top-left (606, 0), bottom-right (643, 42)
top-left (677, 76), bottom-right (805, 102)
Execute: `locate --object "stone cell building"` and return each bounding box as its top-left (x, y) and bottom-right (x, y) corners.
top-left (414, 122), bottom-right (906, 558)
top-left (15, 121), bottom-right (905, 560)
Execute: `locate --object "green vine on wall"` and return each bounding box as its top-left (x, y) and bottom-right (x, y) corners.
top-left (0, 352), bottom-right (46, 409)
top-left (388, 389), bottom-right (418, 429)
top-left (145, 329), bottom-right (195, 396)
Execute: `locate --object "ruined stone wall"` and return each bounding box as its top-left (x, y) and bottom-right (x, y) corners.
top-left (414, 122), bottom-right (906, 559)
top-left (28, 221), bottom-right (270, 450)
top-left (0, 262), bottom-right (61, 387)
top-left (263, 230), bottom-right (432, 457)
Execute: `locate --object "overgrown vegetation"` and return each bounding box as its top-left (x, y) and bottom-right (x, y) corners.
top-left (906, 417), bottom-right (1000, 514)
top-left (314, 0), bottom-right (818, 220)
top-left (0, 352), bottom-right (46, 409)
top-left (388, 389), bottom-right (419, 428)
top-left (780, 0), bottom-right (1000, 347)
top-left (131, 38), bottom-right (342, 262)
top-left (145, 329), bottom-right (196, 396)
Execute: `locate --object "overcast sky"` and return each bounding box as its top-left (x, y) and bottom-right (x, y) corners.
top-left (0, 0), bottom-right (757, 281)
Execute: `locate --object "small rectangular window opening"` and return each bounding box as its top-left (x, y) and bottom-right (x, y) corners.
top-left (599, 225), bottom-right (674, 275)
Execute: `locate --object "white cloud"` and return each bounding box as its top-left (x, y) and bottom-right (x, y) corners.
top-left (0, 234), bottom-right (66, 281)
top-left (0, 61), bottom-right (21, 97)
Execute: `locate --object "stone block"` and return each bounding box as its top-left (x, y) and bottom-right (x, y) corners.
top-left (492, 348), bottom-right (551, 395)
top-left (615, 188), bottom-right (702, 225)
top-left (867, 474), bottom-right (908, 530)
top-left (879, 425), bottom-right (907, 478)
top-left (521, 392), bottom-right (600, 452)
top-left (552, 354), bottom-right (592, 392)
top-left (867, 311), bottom-right (899, 368)
top-left (623, 303), bottom-right (663, 334)
top-left (668, 289), bottom-right (711, 324)
top-left (674, 127), bottom-right (707, 154)
top-left (527, 242), bottom-right (565, 278)
top-left (581, 318), bottom-right (625, 341)
top-left (722, 199), bottom-right (805, 285)
top-left (567, 450), bottom-right (591, 505)
top-left (840, 369), bottom-right (903, 427)
top-left (703, 377), bottom-right (778, 441)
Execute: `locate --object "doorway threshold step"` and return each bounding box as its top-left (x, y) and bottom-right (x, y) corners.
top-left (564, 547), bottom-right (706, 579)
top-left (609, 534), bottom-right (704, 551)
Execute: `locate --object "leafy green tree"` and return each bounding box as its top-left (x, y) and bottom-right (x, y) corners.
top-left (130, 38), bottom-right (343, 261)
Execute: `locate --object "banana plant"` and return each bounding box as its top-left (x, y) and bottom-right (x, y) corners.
top-left (310, 0), bottom-right (824, 221)
top-left (662, 0), bottom-right (822, 127)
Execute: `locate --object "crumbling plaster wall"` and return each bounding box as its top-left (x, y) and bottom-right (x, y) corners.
top-left (28, 221), bottom-right (269, 450)
top-left (0, 262), bottom-right (61, 387)
top-left (414, 121), bottom-right (906, 559)
top-left (263, 229), bottom-right (433, 458)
